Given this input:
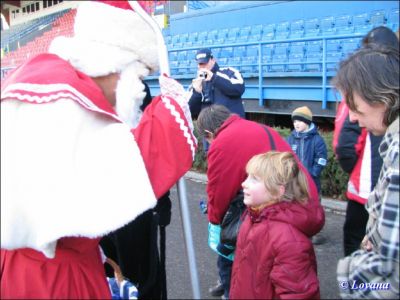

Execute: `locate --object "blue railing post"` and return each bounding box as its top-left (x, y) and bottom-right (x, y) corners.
top-left (322, 38), bottom-right (327, 110)
top-left (258, 43), bottom-right (263, 106)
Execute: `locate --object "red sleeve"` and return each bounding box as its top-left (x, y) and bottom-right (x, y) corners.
top-left (206, 147), bottom-right (239, 224)
top-left (132, 95), bottom-right (196, 198)
top-left (333, 101), bottom-right (349, 154)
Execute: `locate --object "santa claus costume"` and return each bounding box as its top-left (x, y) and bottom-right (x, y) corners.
top-left (0, 1), bottom-right (196, 298)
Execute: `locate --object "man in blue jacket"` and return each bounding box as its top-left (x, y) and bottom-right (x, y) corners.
top-left (188, 48), bottom-right (245, 119)
top-left (189, 48), bottom-right (245, 155)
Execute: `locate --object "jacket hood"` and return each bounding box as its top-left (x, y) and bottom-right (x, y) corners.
top-left (247, 200), bottom-right (323, 237)
top-left (292, 122), bottom-right (318, 138)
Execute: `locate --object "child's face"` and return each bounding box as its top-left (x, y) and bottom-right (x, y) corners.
top-left (293, 120), bottom-right (309, 133)
top-left (242, 174), bottom-right (272, 208)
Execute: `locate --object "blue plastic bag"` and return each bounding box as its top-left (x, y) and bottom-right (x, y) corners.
top-left (208, 222), bottom-right (235, 261)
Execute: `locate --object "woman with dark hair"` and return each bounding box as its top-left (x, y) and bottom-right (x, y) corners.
top-left (334, 25), bottom-right (398, 257)
top-left (334, 45), bottom-right (399, 299)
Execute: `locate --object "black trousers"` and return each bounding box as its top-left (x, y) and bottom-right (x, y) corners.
top-left (343, 200), bottom-right (369, 256)
top-left (101, 193), bottom-right (171, 300)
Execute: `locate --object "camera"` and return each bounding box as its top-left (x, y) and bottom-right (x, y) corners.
top-left (199, 71), bottom-right (207, 79)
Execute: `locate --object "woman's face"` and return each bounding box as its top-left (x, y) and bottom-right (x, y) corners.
top-left (347, 91), bottom-right (387, 136)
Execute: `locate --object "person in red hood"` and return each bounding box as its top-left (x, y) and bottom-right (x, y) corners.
top-left (230, 151), bottom-right (321, 299)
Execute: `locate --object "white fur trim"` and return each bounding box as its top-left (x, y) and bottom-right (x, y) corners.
top-left (49, 1), bottom-right (159, 76)
top-left (1, 99), bottom-right (156, 258)
top-left (49, 37), bottom-right (141, 77)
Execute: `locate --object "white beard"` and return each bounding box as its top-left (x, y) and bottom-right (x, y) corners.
top-left (115, 61), bottom-right (150, 128)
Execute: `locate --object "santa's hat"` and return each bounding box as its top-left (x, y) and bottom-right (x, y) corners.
top-left (49, 0), bottom-right (159, 77)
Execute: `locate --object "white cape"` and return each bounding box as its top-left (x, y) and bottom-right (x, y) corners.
top-left (1, 98), bottom-right (157, 258)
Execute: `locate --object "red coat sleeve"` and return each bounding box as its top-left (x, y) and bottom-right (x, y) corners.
top-left (133, 95), bottom-right (197, 198)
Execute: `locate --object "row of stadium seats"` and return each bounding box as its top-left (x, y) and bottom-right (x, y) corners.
top-left (1, 9), bottom-right (71, 49)
top-left (168, 37), bottom-right (365, 76)
top-left (164, 8), bottom-right (398, 49)
top-left (1, 9), bottom-right (76, 68)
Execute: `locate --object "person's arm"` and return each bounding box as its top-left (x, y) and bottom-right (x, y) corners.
top-left (311, 135), bottom-right (328, 178)
top-left (206, 147), bottom-right (241, 225)
top-left (337, 160), bottom-right (399, 299)
top-left (212, 67), bottom-right (245, 98)
top-left (133, 95), bottom-right (197, 199)
top-left (270, 240), bottom-right (320, 299)
top-left (188, 88), bottom-right (203, 119)
top-left (336, 116), bottom-right (365, 173)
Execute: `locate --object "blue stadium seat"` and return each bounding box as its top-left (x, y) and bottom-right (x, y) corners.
top-left (326, 52), bottom-right (342, 72)
top-left (226, 27), bottom-right (240, 43)
top-left (290, 42), bottom-right (306, 54)
top-left (304, 52), bottom-right (322, 72)
top-left (249, 24), bottom-right (263, 42)
top-left (341, 38), bottom-right (360, 58)
top-left (212, 47), bottom-right (221, 59)
top-left (246, 45), bottom-right (259, 57)
top-left (187, 49), bottom-right (197, 61)
top-left (170, 61), bottom-right (179, 75)
top-left (270, 43), bottom-right (288, 72)
top-left (261, 45), bottom-right (274, 73)
top-left (241, 45), bottom-right (259, 74)
top-left (270, 54), bottom-right (288, 72)
top-left (275, 21), bottom-right (290, 40)
top-left (262, 24), bottom-right (276, 41)
top-left (177, 50), bottom-right (188, 61)
top-left (216, 28), bottom-right (229, 43)
top-left (289, 19), bottom-right (305, 39)
top-left (287, 42), bottom-right (305, 72)
top-left (370, 10), bottom-right (386, 26)
top-left (189, 60), bottom-right (197, 74)
top-left (233, 46), bottom-right (246, 57)
top-left (353, 12), bottom-right (372, 34)
top-left (241, 56), bottom-right (258, 75)
top-left (387, 9), bottom-right (399, 31)
top-left (262, 44), bottom-right (274, 57)
top-left (304, 18), bottom-right (320, 37)
top-left (326, 39), bottom-right (342, 53)
top-left (218, 57), bottom-right (229, 67)
top-left (186, 32), bottom-right (198, 46)
top-left (231, 57), bottom-right (242, 71)
top-left (178, 60), bottom-right (189, 74)
top-left (164, 35), bottom-right (172, 45)
top-left (237, 26), bottom-right (251, 43)
top-left (220, 47), bottom-right (233, 58)
top-left (274, 43), bottom-right (289, 55)
top-left (209, 29), bottom-right (219, 41)
top-left (196, 31), bottom-right (209, 46)
top-left (179, 33), bottom-right (189, 44)
top-left (306, 41), bottom-right (322, 54)
top-left (168, 51), bottom-right (178, 62)
top-left (171, 34), bottom-right (180, 45)
top-left (335, 15), bottom-right (354, 35)
top-left (320, 16), bottom-right (336, 36)
top-left (287, 53), bottom-right (304, 72)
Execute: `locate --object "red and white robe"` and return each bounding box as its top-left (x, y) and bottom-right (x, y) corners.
top-left (0, 53), bottom-right (196, 298)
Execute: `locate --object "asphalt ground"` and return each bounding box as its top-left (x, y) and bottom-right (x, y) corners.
top-left (164, 173), bottom-right (347, 299)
